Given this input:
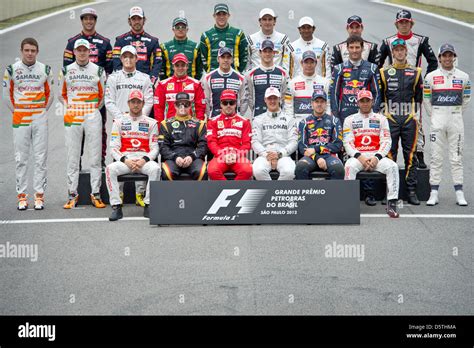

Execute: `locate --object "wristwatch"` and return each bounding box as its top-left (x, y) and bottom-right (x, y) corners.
top-left (277, 152), bottom-right (282, 159)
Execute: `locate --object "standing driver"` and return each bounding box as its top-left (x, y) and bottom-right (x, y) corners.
top-left (424, 44), bottom-right (471, 206)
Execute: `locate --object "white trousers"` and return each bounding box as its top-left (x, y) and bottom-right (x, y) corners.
top-left (106, 161), bottom-right (160, 206)
top-left (345, 157), bottom-right (400, 200)
top-left (65, 112), bottom-right (102, 194)
top-left (253, 156), bottom-right (295, 180)
top-left (429, 110), bottom-right (464, 186)
top-left (13, 118), bottom-right (48, 194)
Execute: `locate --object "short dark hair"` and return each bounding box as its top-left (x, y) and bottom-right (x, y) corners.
top-left (346, 35), bottom-right (364, 48)
top-left (21, 37), bottom-right (39, 50)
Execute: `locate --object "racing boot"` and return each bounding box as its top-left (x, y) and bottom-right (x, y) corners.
top-left (365, 193), bottom-right (376, 206)
top-left (109, 205), bottom-right (123, 221)
top-left (143, 204), bottom-right (150, 218)
top-left (17, 193), bottom-right (28, 211)
top-left (135, 192), bottom-right (146, 207)
top-left (455, 190), bottom-right (468, 206)
top-left (64, 193), bottom-right (79, 209)
top-left (91, 193), bottom-right (106, 208)
top-left (34, 193), bottom-right (44, 210)
top-left (426, 190), bottom-right (439, 206)
top-left (407, 190), bottom-right (420, 205)
top-left (386, 199), bottom-right (400, 218)
top-left (416, 152), bottom-right (427, 169)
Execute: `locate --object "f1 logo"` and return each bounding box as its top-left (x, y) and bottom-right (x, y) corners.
top-left (207, 189), bottom-right (267, 214)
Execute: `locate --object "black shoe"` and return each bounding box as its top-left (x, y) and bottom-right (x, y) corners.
top-left (386, 199), bottom-right (400, 218)
top-left (407, 191), bottom-right (420, 205)
top-left (365, 195), bottom-right (376, 206)
top-left (143, 204), bottom-right (150, 218)
top-left (109, 205), bottom-right (123, 221)
top-left (417, 152), bottom-right (427, 169)
top-left (381, 196), bottom-right (387, 205)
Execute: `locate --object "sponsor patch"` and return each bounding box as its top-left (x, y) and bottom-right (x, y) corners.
top-left (452, 79), bottom-right (463, 89)
top-left (294, 81), bottom-right (305, 90)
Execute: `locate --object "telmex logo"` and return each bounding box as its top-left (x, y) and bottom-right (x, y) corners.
top-left (207, 189), bottom-right (267, 214)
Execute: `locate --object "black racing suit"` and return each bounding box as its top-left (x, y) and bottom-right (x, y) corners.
top-left (158, 115), bottom-right (208, 180)
top-left (380, 63), bottom-right (423, 190)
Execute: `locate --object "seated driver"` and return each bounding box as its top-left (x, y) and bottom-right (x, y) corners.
top-left (106, 90), bottom-right (161, 221)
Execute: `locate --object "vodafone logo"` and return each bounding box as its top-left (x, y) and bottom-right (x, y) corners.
top-left (131, 139), bottom-right (142, 148)
top-left (360, 135), bottom-right (372, 146)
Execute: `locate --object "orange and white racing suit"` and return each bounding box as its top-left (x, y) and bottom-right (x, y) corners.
top-left (59, 61), bottom-right (106, 195)
top-left (3, 60), bottom-right (54, 195)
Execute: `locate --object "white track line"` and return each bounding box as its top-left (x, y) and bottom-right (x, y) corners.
top-left (1, 214), bottom-right (473, 224)
top-left (371, 0), bottom-right (474, 29)
top-left (361, 214), bottom-right (474, 219)
top-left (0, 1), bottom-right (107, 35)
top-left (0, 217), bottom-right (147, 224)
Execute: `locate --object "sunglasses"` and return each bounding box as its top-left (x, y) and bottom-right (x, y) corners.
top-left (174, 25), bottom-right (187, 30)
top-left (175, 102), bottom-right (191, 107)
top-left (221, 100), bottom-right (236, 106)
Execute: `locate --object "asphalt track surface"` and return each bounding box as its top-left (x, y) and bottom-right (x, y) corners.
top-left (0, 0), bottom-right (472, 315)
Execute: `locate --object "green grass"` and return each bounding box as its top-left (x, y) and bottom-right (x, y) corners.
top-left (0, 0), bottom-right (92, 30)
top-left (386, 0), bottom-right (474, 24)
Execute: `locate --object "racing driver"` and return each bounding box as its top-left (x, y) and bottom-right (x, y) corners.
top-left (207, 89), bottom-right (253, 180)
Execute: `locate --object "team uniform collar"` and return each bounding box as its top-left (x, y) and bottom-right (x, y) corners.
top-left (397, 32), bottom-right (413, 41)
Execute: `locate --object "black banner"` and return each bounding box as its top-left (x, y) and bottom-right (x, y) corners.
top-left (150, 180), bottom-right (360, 225)
top-left (0, 316), bottom-right (471, 346)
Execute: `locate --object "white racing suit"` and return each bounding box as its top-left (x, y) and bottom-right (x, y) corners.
top-left (423, 67), bottom-right (471, 187)
top-left (106, 114), bottom-right (160, 206)
top-left (59, 62), bottom-right (106, 195)
top-left (292, 36), bottom-right (331, 79)
top-left (3, 60), bottom-right (54, 195)
top-left (284, 73), bottom-right (330, 125)
top-left (104, 68), bottom-right (154, 195)
top-left (247, 30), bottom-right (294, 77)
top-left (104, 69), bottom-right (154, 120)
top-left (343, 111), bottom-right (399, 200)
top-left (251, 110), bottom-right (298, 180)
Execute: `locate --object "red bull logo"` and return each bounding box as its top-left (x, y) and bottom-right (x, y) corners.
top-left (345, 80), bottom-right (364, 88)
top-left (316, 128), bottom-right (329, 136)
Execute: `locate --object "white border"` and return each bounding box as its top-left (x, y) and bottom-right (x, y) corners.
top-left (371, 0), bottom-right (474, 29)
top-left (0, 1), bottom-right (107, 35)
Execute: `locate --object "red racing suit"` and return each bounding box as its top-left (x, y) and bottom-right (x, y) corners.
top-left (206, 113), bottom-right (253, 180)
top-left (153, 75), bottom-right (206, 123)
